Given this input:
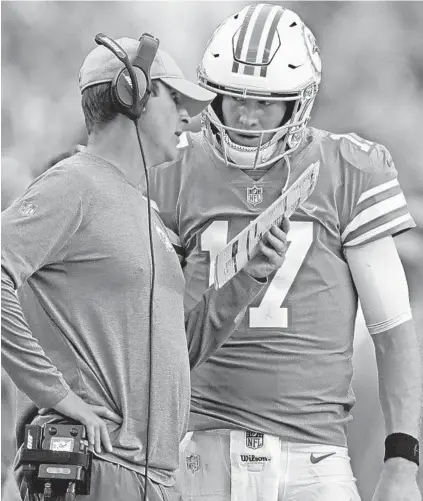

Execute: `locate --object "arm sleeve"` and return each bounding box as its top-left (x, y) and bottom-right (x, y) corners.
top-left (340, 140), bottom-right (415, 247)
top-left (1, 166), bottom-right (88, 407)
top-left (185, 270), bottom-right (266, 370)
top-left (345, 235), bottom-right (412, 335)
top-left (1, 269), bottom-right (70, 407)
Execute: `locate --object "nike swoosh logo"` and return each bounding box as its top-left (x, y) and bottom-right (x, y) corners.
top-left (310, 452), bottom-right (336, 464)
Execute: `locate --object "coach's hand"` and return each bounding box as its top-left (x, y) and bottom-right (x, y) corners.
top-left (372, 458), bottom-right (421, 501)
top-left (244, 217), bottom-right (290, 279)
top-left (40, 390), bottom-right (122, 454)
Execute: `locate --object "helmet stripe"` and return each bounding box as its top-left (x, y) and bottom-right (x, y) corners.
top-left (253, 5), bottom-right (282, 77)
top-left (243, 4), bottom-right (274, 75)
top-left (231, 4), bottom-right (286, 78)
top-left (239, 5), bottom-right (267, 66)
top-left (232, 4), bottom-right (257, 74)
top-left (260, 6), bottom-right (284, 77)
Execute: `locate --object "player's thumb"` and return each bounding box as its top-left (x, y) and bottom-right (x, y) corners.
top-left (282, 216), bottom-right (290, 234)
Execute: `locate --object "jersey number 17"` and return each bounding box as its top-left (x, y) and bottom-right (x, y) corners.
top-left (201, 220), bottom-right (314, 329)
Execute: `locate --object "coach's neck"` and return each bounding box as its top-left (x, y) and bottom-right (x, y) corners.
top-left (85, 115), bottom-right (148, 190)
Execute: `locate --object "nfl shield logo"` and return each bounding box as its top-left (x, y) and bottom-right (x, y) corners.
top-left (246, 431), bottom-right (264, 449)
top-left (246, 185), bottom-right (263, 206)
top-left (186, 454), bottom-right (200, 474)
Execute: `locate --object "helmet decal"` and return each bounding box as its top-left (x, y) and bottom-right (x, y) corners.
top-left (232, 4), bottom-right (283, 78)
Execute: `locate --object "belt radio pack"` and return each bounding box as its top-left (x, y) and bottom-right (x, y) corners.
top-left (18, 423), bottom-right (92, 500)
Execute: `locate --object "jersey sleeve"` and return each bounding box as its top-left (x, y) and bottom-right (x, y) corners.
top-left (2, 164), bottom-right (88, 288)
top-left (1, 164), bottom-right (90, 408)
top-left (339, 136), bottom-right (415, 248)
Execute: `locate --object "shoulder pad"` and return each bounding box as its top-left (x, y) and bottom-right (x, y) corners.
top-left (329, 132), bottom-right (392, 174)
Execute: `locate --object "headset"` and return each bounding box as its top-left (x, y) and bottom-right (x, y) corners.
top-left (95, 33), bottom-right (159, 501)
top-left (95, 32), bottom-right (159, 119)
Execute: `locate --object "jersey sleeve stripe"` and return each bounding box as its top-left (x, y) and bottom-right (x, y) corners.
top-left (342, 193), bottom-right (407, 241)
top-left (353, 183), bottom-right (403, 214)
top-left (344, 205), bottom-right (413, 245)
top-left (343, 214), bottom-right (415, 247)
top-left (357, 178), bottom-right (399, 205)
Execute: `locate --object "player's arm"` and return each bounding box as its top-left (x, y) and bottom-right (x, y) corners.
top-left (186, 223), bottom-right (288, 369)
top-left (345, 236), bottom-right (421, 476)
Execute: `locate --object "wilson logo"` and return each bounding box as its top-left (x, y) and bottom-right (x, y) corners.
top-left (240, 454), bottom-right (271, 462)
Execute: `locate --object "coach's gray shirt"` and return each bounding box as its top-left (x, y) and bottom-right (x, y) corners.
top-left (1, 152), bottom-right (264, 485)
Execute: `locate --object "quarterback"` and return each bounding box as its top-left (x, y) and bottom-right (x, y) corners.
top-left (150, 4), bottom-right (421, 501)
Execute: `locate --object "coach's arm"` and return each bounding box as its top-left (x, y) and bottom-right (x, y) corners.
top-left (185, 222), bottom-right (289, 370)
top-left (345, 235), bottom-right (422, 501)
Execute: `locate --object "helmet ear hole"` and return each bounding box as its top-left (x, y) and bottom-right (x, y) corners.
top-left (211, 95), bottom-right (224, 122)
top-left (280, 100), bottom-right (296, 126)
top-left (210, 95), bottom-right (224, 135)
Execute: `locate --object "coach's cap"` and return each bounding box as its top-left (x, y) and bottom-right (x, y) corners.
top-left (78, 37), bottom-right (215, 117)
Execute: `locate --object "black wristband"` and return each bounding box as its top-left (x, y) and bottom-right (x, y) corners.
top-left (384, 432), bottom-right (420, 466)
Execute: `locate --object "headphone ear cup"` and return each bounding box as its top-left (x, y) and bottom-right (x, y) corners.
top-left (112, 68), bottom-right (134, 111)
top-left (111, 67), bottom-right (149, 117)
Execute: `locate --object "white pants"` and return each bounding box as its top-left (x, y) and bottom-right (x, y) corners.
top-left (177, 430), bottom-right (361, 501)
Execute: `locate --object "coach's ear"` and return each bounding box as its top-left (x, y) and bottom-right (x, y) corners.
top-left (150, 80), bottom-right (160, 97)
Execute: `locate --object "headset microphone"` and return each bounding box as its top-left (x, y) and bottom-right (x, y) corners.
top-left (94, 33), bottom-right (159, 501)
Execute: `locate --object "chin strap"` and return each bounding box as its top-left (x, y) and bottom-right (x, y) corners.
top-left (223, 132), bottom-right (278, 168)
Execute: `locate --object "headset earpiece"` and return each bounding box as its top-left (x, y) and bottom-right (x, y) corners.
top-left (99, 33), bottom-right (159, 121)
top-left (112, 66), bottom-right (148, 111)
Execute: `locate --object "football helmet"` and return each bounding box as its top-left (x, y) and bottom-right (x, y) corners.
top-left (198, 4), bottom-right (322, 169)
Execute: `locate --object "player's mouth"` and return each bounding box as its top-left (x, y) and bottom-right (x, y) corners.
top-left (233, 131), bottom-right (261, 146)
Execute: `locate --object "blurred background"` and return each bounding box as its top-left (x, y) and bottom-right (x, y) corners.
top-left (1, 1), bottom-right (423, 499)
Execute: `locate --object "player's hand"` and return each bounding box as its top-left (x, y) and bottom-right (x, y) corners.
top-left (244, 217), bottom-right (290, 279)
top-left (39, 390), bottom-right (123, 454)
top-left (372, 459), bottom-right (421, 501)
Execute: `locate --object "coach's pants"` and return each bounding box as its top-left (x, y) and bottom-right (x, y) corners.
top-left (177, 430), bottom-right (361, 501)
top-left (15, 456), bottom-right (182, 501)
